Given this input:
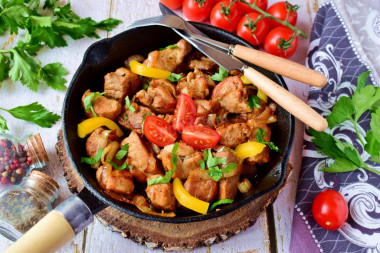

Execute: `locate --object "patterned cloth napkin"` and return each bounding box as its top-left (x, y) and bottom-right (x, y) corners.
top-left (290, 0), bottom-right (380, 252)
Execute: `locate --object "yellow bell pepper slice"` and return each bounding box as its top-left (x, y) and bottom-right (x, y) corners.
top-left (240, 75), bottom-right (252, 85)
top-left (257, 89), bottom-right (268, 103)
top-left (173, 178), bottom-right (209, 215)
top-left (129, 60), bottom-right (171, 79)
top-left (77, 117), bottom-right (124, 138)
top-left (235, 141), bottom-right (266, 160)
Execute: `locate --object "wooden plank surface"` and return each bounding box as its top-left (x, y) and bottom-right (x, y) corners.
top-left (0, 0), bottom-right (322, 252)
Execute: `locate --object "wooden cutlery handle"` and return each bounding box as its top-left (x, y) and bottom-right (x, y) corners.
top-left (234, 45), bottom-right (327, 88)
top-left (243, 67), bottom-right (328, 131)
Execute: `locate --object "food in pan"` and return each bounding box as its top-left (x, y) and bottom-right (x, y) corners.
top-left (78, 39), bottom-right (278, 216)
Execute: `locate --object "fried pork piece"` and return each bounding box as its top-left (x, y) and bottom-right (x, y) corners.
top-left (143, 39), bottom-right (192, 72)
top-left (216, 122), bottom-right (251, 148)
top-left (184, 168), bottom-right (218, 203)
top-left (104, 67), bottom-right (140, 103)
top-left (82, 90), bottom-right (122, 120)
top-left (158, 143), bottom-right (203, 181)
top-left (96, 164), bottom-right (134, 195)
top-left (135, 79), bottom-right (177, 114)
top-left (193, 99), bottom-right (221, 128)
top-left (117, 103), bottom-right (154, 134)
top-left (121, 131), bottom-right (161, 175)
top-left (211, 76), bottom-right (251, 113)
top-left (176, 69), bottom-right (215, 99)
top-left (85, 127), bottom-right (119, 166)
top-left (188, 52), bottom-right (218, 71)
top-left (146, 174), bottom-right (176, 211)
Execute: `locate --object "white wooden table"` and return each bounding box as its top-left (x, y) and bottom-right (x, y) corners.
top-left (0, 0), bottom-right (322, 252)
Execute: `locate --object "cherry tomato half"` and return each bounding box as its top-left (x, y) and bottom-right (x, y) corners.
top-left (237, 0), bottom-right (268, 14)
top-left (143, 115), bottom-right (177, 147)
top-left (183, 0), bottom-right (213, 22)
top-left (172, 93), bottom-right (197, 132)
top-left (267, 1), bottom-right (298, 28)
top-left (210, 0), bottom-right (242, 32)
top-left (182, 125), bottom-right (220, 150)
top-left (312, 189), bottom-right (348, 230)
top-left (237, 12), bottom-right (270, 46)
top-left (263, 27), bottom-right (297, 58)
top-left (159, 0), bottom-right (182, 10)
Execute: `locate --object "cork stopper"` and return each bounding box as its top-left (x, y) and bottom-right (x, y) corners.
top-left (25, 170), bottom-right (59, 202)
top-left (25, 133), bottom-right (48, 169)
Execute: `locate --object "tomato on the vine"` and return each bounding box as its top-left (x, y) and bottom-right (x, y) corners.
top-left (237, 0), bottom-right (268, 14)
top-left (159, 0), bottom-right (182, 10)
top-left (172, 93), bottom-right (197, 132)
top-left (143, 116), bottom-right (177, 147)
top-left (237, 12), bottom-right (270, 46)
top-left (263, 27), bottom-right (297, 58)
top-left (267, 1), bottom-right (298, 28)
top-left (182, 125), bottom-right (220, 149)
top-left (210, 0), bottom-right (242, 32)
top-left (312, 189), bottom-right (348, 230)
top-left (183, 0), bottom-right (213, 22)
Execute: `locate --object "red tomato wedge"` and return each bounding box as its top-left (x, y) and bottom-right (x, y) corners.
top-left (182, 125), bottom-right (220, 150)
top-left (172, 94), bottom-right (197, 132)
top-left (143, 115), bottom-right (177, 147)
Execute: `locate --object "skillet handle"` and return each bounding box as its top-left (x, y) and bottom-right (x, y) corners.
top-left (243, 66), bottom-right (328, 131)
top-left (5, 195), bottom-right (94, 253)
top-left (233, 45), bottom-right (327, 88)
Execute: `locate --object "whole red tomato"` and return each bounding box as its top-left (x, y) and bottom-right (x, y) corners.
top-left (267, 1), bottom-right (298, 28)
top-left (312, 189), bottom-right (348, 230)
top-left (237, 12), bottom-right (270, 46)
top-left (210, 0), bottom-right (242, 32)
top-left (237, 0), bottom-right (268, 14)
top-left (159, 0), bottom-right (182, 10)
top-left (263, 27), bottom-right (297, 58)
top-left (183, 0), bottom-right (213, 22)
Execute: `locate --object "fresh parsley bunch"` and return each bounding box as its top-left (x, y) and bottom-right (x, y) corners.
top-left (310, 71), bottom-right (380, 175)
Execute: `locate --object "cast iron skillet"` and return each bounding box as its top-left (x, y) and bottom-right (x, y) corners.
top-left (62, 22), bottom-right (295, 223)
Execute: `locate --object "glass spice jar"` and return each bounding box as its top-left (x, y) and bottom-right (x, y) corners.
top-left (0, 133), bottom-right (48, 189)
top-left (0, 170), bottom-right (59, 241)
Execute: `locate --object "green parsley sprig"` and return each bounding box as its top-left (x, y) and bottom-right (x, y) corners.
top-left (256, 128), bottom-right (278, 151)
top-left (211, 67), bottom-right (228, 82)
top-left (209, 199), bottom-right (234, 211)
top-left (81, 148), bottom-right (103, 165)
top-left (310, 71), bottom-right (380, 174)
top-left (200, 149), bottom-right (237, 181)
top-left (84, 92), bottom-right (106, 117)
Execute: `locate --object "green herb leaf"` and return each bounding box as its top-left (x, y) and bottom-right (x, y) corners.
top-left (125, 96), bottom-right (136, 113)
top-left (167, 73), bottom-right (182, 82)
top-left (40, 62), bottom-right (68, 91)
top-left (143, 79), bottom-right (151, 90)
top-left (108, 160), bottom-right (132, 171)
top-left (0, 54), bottom-right (10, 81)
top-left (26, 15), bottom-right (52, 28)
top-left (208, 163), bottom-right (237, 181)
top-left (43, 0), bottom-right (59, 9)
top-left (0, 5), bottom-right (30, 34)
top-left (364, 109), bottom-right (380, 163)
top-left (84, 92), bottom-right (106, 117)
top-left (200, 159), bottom-right (205, 170)
top-left (326, 96), bottom-right (354, 128)
top-left (141, 112), bottom-right (151, 135)
top-left (202, 149), bottom-right (237, 181)
top-left (81, 148), bottom-right (103, 165)
top-left (0, 102), bottom-right (61, 128)
top-left (159, 44), bottom-right (178, 51)
top-left (115, 143), bottom-right (129, 160)
top-left (147, 143), bottom-right (179, 185)
top-left (94, 18), bottom-right (122, 31)
top-left (248, 95), bottom-right (261, 110)
top-left (0, 115), bottom-right (9, 133)
top-left (256, 128), bottom-right (278, 151)
top-left (211, 67), bottom-right (228, 82)
top-left (209, 199), bottom-right (233, 211)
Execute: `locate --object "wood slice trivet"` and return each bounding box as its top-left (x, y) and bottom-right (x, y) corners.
top-left (56, 130), bottom-right (293, 251)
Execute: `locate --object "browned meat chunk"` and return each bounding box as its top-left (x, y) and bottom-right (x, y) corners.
top-left (146, 175), bottom-right (176, 211)
top-left (184, 168), bottom-right (218, 203)
top-left (85, 127), bottom-right (119, 168)
top-left (193, 100), bottom-right (221, 128)
top-left (216, 122), bottom-right (251, 148)
top-left (117, 103), bottom-right (154, 134)
top-left (211, 76), bottom-right (250, 113)
top-left (158, 143), bottom-right (203, 181)
top-left (96, 164), bottom-right (134, 195)
top-left (135, 79), bottom-right (177, 114)
top-left (121, 131), bottom-right (161, 175)
top-left (104, 67), bottom-right (140, 103)
top-left (143, 39), bottom-right (192, 72)
top-left (82, 90), bottom-right (122, 120)
top-left (176, 69), bottom-right (215, 99)
top-left (247, 126), bottom-right (271, 164)
top-left (189, 54), bottom-right (218, 71)
top-left (218, 175), bottom-right (240, 200)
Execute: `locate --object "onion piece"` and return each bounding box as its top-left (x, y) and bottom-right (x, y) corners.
top-left (238, 178), bottom-right (253, 193)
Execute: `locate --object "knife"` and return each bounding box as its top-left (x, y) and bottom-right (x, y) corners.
top-left (157, 6), bottom-right (327, 131)
top-left (159, 3), bottom-right (327, 88)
